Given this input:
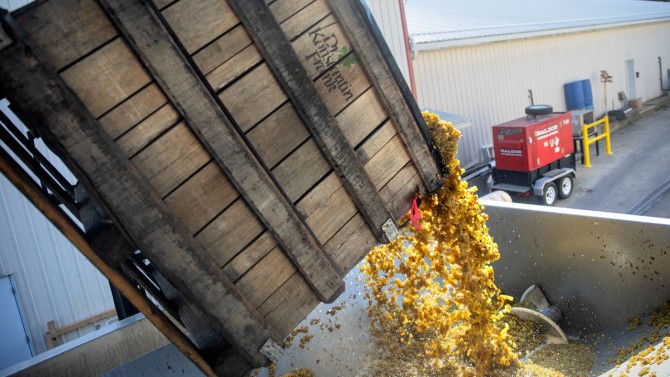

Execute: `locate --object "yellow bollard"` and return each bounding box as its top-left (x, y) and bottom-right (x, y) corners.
top-left (582, 125), bottom-right (592, 168)
top-left (604, 116), bottom-right (613, 155)
top-left (581, 116), bottom-right (613, 168)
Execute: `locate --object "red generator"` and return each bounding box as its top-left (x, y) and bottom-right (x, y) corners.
top-left (491, 107), bottom-right (577, 205)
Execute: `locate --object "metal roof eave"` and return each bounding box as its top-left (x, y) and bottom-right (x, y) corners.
top-left (412, 17), bottom-right (670, 53)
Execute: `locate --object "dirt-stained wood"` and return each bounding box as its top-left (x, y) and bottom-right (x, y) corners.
top-left (235, 247), bottom-right (297, 308)
top-left (60, 38), bottom-right (152, 118)
top-left (271, 139), bottom-right (331, 202)
top-left (98, 84), bottom-right (168, 140)
top-left (327, 0), bottom-right (443, 192)
top-left (102, 0), bottom-right (344, 304)
top-left (294, 172), bottom-right (343, 219)
top-left (304, 184), bottom-right (358, 243)
top-left (269, 0), bottom-right (314, 27)
top-left (116, 103), bottom-right (180, 157)
top-left (163, 161), bottom-right (238, 234)
top-left (356, 121), bottom-right (396, 164)
top-left (364, 135), bottom-right (411, 191)
top-left (195, 199), bottom-right (265, 267)
top-left (160, 0), bottom-right (238, 54)
top-left (323, 213), bottom-right (376, 271)
top-left (274, 0), bottom-right (329, 41)
top-left (258, 273), bottom-right (320, 337)
top-left (228, 0), bottom-right (395, 243)
top-left (0, 12), bottom-right (273, 367)
top-left (313, 57), bottom-right (371, 115)
top-left (245, 102), bottom-right (310, 169)
top-left (218, 64), bottom-right (287, 131)
top-left (380, 163), bottom-right (422, 220)
top-left (192, 25), bottom-right (251, 75)
top-left (16, 0), bottom-right (117, 70)
top-left (335, 87), bottom-right (387, 148)
top-left (206, 45), bottom-right (261, 93)
top-left (223, 232), bottom-right (277, 282)
top-left (291, 15), bottom-right (349, 80)
top-left (130, 122), bottom-right (210, 197)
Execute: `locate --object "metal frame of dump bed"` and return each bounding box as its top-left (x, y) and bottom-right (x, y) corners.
top-left (0, 0), bottom-right (445, 375)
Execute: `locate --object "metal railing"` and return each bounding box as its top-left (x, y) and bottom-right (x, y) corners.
top-left (582, 116), bottom-right (613, 168)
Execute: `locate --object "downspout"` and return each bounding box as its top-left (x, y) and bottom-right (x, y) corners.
top-left (398, 0), bottom-right (417, 99)
top-left (660, 57), bottom-right (670, 92)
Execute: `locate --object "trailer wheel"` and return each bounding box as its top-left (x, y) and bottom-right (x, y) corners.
top-left (558, 176), bottom-right (574, 199)
top-left (539, 182), bottom-right (558, 206)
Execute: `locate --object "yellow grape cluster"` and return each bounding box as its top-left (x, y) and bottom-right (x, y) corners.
top-left (361, 112), bottom-right (517, 376)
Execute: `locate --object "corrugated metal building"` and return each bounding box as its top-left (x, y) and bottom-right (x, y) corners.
top-left (370, 0), bottom-right (670, 167)
top-left (0, 98), bottom-right (116, 362)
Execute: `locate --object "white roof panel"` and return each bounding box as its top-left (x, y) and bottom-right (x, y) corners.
top-left (406, 0), bottom-right (670, 50)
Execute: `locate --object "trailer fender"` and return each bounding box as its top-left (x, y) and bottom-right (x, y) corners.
top-left (533, 168), bottom-right (576, 197)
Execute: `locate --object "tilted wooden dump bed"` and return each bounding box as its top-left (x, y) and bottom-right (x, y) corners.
top-left (0, 0), bottom-right (444, 375)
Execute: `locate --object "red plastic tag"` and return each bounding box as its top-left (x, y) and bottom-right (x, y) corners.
top-left (410, 194), bottom-right (422, 230)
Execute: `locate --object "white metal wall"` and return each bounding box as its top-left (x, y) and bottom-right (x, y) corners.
top-left (365, 0), bottom-right (411, 85)
top-left (0, 99), bottom-right (115, 356)
top-left (413, 21), bottom-right (670, 167)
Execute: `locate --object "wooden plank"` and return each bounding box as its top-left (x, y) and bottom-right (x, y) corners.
top-left (313, 57), bottom-right (370, 115)
top-left (102, 0), bottom-right (343, 303)
top-left (268, 0), bottom-right (315, 27)
top-left (223, 232), bottom-right (277, 282)
top-left (245, 102), bottom-right (310, 169)
top-left (160, 0), bottom-right (239, 54)
top-left (0, 15), bottom-right (273, 366)
top-left (323, 213), bottom-right (376, 272)
top-left (380, 162), bottom-right (422, 220)
top-left (116, 103), bottom-right (180, 157)
top-left (206, 45), bottom-right (261, 92)
top-left (60, 38), bottom-right (152, 118)
top-left (271, 139), bottom-right (331, 202)
top-left (228, 0), bottom-right (395, 243)
top-left (152, 0), bottom-right (174, 10)
top-left (163, 161), bottom-right (239, 234)
top-left (98, 84), bottom-right (168, 140)
top-left (195, 199), bottom-right (265, 267)
top-left (235, 247), bottom-right (297, 308)
top-left (295, 171), bottom-right (342, 218)
top-left (130, 122), bottom-right (210, 197)
top-left (356, 120), bottom-right (396, 165)
top-left (291, 15), bottom-right (351, 80)
top-left (326, 0), bottom-right (443, 192)
top-left (218, 64), bottom-right (287, 132)
top-left (48, 310), bottom-right (117, 339)
top-left (273, 0), bottom-right (329, 41)
top-left (192, 25), bottom-right (251, 75)
top-left (16, 0), bottom-right (117, 71)
top-left (335, 87), bottom-right (387, 148)
top-left (258, 273), bottom-right (320, 337)
top-left (364, 135), bottom-right (411, 191)
top-left (304, 184), bottom-right (358, 243)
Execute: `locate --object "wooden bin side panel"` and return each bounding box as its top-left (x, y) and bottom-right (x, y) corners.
top-left (10, 0), bottom-right (439, 363)
top-left (14, 0), bottom-right (117, 71)
top-left (282, 0), bottom-right (425, 218)
top-left (15, 0), bottom-right (290, 339)
top-left (150, 0), bottom-right (344, 305)
top-left (3, 7), bottom-right (275, 368)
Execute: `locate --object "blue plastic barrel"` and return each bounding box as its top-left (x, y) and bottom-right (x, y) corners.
top-left (564, 81), bottom-right (585, 110)
top-left (581, 79), bottom-right (593, 110)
